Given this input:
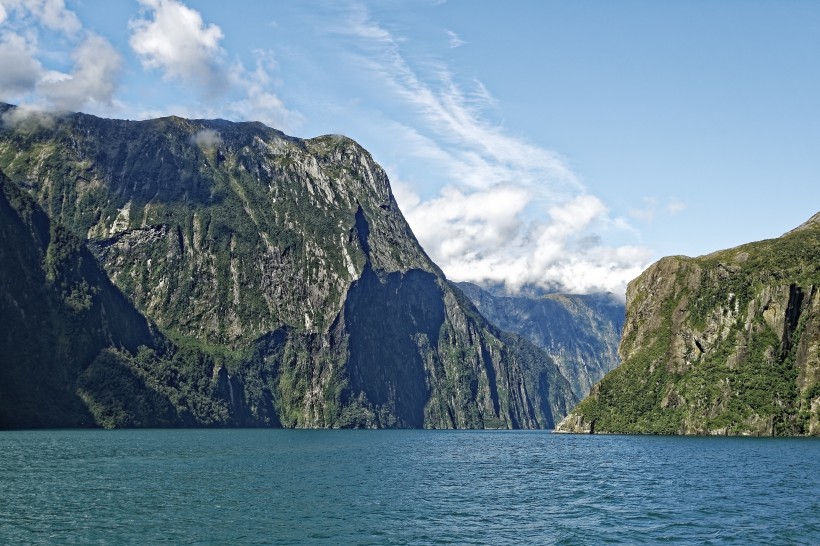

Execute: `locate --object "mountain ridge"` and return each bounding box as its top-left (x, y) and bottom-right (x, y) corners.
top-left (0, 103), bottom-right (576, 429)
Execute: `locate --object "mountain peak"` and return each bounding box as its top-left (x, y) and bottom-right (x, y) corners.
top-left (782, 211), bottom-right (820, 236)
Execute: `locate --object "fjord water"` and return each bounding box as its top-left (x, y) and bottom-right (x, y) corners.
top-left (1, 430), bottom-right (818, 545)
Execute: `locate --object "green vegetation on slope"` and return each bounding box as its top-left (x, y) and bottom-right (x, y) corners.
top-left (0, 170), bottom-right (258, 428)
top-left (0, 104), bottom-right (576, 429)
top-left (560, 214), bottom-right (820, 436)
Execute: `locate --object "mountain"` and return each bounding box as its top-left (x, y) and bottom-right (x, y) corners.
top-left (556, 213), bottom-right (820, 436)
top-left (0, 103), bottom-right (576, 429)
top-left (455, 282), bottom-right (624, 399)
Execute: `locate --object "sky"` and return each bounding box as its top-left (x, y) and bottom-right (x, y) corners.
top-left (1, 0), bottom-right (818, 297)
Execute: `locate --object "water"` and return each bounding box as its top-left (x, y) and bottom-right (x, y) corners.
top-left (1, 430), bottom-right (818, 545)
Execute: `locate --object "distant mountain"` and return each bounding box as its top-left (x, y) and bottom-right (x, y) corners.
top-left (455, 282), bottom-right (624, 399)
top-left (557, 212), bottom-right (820, 436)
top-left (0, 103), bottom-right (576, 429)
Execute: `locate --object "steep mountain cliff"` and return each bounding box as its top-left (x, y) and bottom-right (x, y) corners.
top-left (557, 213), bottom-right (820, 436)
top-left (0, 103), bottom-right (576, 429)
top-left (0, 170), bottom-right (272, 428)
top-left (456, 282), bottom-right (624, 399)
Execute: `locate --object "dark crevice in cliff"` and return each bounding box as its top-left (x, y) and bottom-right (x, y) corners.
top-left (782, 284), bottom-right (805, 356)
top-left (354, 205), bottom-right (370, 257)
top-left (175, 225), bottom-right (185, 255)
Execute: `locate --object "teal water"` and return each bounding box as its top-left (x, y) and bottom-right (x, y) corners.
top-left (1, 430), bottom-right (818, 545)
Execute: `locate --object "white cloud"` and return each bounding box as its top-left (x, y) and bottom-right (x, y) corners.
top-left (129, 0), bottom-right (226, 94)
top-left (192, 128), bottom-right (222, 148)
top-left (393, 173), bottom-right (651, 295)
top-left (0, 31), bottom-right (42, 98)
top-left (0, 2), bottom-right (120, 113)
top-left (0, 0), bottom-right (81, 34)
top-left (0, 0), bottom-right (79, 97)
top-left (0, 0), bottom-right (300, 129)
top-left (0, 103), bottom-right (56, 128)
top-left (339, 5), bottom-right (650, 295)
top-left (127, 2), bottom-right (300, 130)
top-left (31, 0), bottom-right (79, 33)
top-left (38, 34), bottom-right (121, 111)
top-left (401, 183), bottom-right (531, 264)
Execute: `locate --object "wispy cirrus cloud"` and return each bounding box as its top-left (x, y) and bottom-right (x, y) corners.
top-left (333, 3), bottom-right (650, 295)
top-left (446, 29), bottom-right (465, 48)
top-left (225, 49), bottom-right (304, 132)
top-left (335, 6), bottom-right (578, 194)
top-left (628, 196), bottom-right (687, 223)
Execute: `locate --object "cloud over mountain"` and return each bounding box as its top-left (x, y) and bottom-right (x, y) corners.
top-left (0, 0), bottom-right (657, 295)
top-left (338, 5), bottom-right (650, 295)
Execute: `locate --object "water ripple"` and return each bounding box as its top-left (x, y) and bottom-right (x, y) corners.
top-left (1, 430), bottom-right (818, 544)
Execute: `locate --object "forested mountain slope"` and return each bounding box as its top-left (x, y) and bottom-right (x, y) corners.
top-left (0, 104), bottom-right (576, 428)
top-left (557, 213), bottom-right (820, 436)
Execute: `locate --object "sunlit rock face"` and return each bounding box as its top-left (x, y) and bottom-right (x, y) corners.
top-left (0, 103), bottom-right (575, 429)
top-left (557, 212), bottom-right (820, 436)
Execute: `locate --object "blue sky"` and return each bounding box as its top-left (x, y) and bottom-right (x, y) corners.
top-left (1, 0), bottom-right (818, 296)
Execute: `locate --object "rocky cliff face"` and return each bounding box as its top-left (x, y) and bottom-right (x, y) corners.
top-left (456, 282), bottom-right (624, 399)
top-left (556, 213), bottom-right (820, 436)
top-left (0, 103), bottom-right (575, 429)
